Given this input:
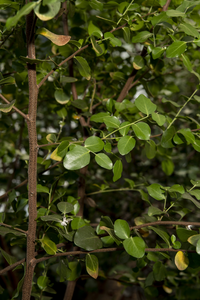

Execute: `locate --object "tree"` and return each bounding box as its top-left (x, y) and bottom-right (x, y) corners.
top-left (1, 0), bottom-right (200, 299)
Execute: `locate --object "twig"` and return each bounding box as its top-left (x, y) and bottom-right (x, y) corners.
top-left (163, 0), bottom-right (171, 11)
top-left (0, 223), bottom-right (27, 234)
top-left (0, 94), bottom-right (28, 120)
top-left (130, 221), bottom-right (200, 230)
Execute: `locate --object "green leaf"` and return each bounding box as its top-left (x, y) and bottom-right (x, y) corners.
top-left (132, 31), bottom-right (153, 43)
top-left (117, 136), bottom-right (136, 155)
top-left (182, 193), bottom-right (200, 209)
top-left (166, 10), bottom-right (186, 17)
top-left (119, 121), bottom-right (131, 136)
top-left (179, 23), bottom-right (199, 38)
top-left (104, 32), bottom-right (122, 46)
top-left (103, 116), bottom-right (120, 128)
top-left (63, 145), bottom-right (90, 170)
top-left (188, 234), bottom-right (200, 246)
top-left (57, 202), bottom-right (74, 214)
top-left (162, 98), bottom-right (182, 107)
top-left (123, 27), bottom-right (131, 43)
top-left (169, 184), bottom-right (185, 194)
top-left (6, 1), bottom-right (39, 30)
top-left (113, 160), bottom-right (123, 182)
top-left (90, 112), bottom-right (110, 122)
top-left (0, 227), bottom-right (25, 237)
top-left (148, 206), bottom-right (163, 216)
top-left (90, 35), bottom-right (104, 54)
top-left (19, 56), bottom-right (48, 64)
top-left (0, 100), bottom-right (16, 113)
top-left (176, 228), bottom-right (197, 242)
top-left (145, 140), bottom-right (156, 159)
top-left (135, 94), bottom-right (157, 115)
top-left (74, 56), bottom-right (91, 80)
top-left (114, 219), bottom-right (130, 239)
top-left (71, 217), bottom-right (86, 230)
top-left (153, 261), bottom-right (166, 281)
top-left (152, 47), bottom-right (165, 59)
top-left (41, 235), bottom-right (57, 255)
top-left (191, 180), bottom-right (200, 187)
top-left (74, 225), bottom-right (102, 250)
top-left (71, 99), bottom-right (88, 110)
top-left (166, 41), bottom-right (187, 58)
top-left (88, 21), bottom-right (102, 38)
top-left (196, 239), bottom-right (200, 255)
top-left (95, 153), bottom-right (113, 170)
top-left (0, 77), bottom-right (15, 85)
top-left (67, 261), bottom-right (81, 281)
top-left (123, 237), bottom-right (145, 258)
top-left (37, 276), bottom-right (49, 290)
top-left (161, 126), bottom-right (176, 148)
top-left (149, 226), bottom-right (170, 246)
top-left (46, 133), bottom-right (56, 143)
top-left (54, 88), bottom-right (70, 104)
top-left (34, 2), bottom-right (61, 21)
top-left (89, 0), bottom-right (103, 11)
top-left (100, 226), bottom-right (121, 245)
top-left (152, 112), bottom-right (166, 126)
top-left (85, 136), bottom-right (104, 152)
top-left (86, 254), bottom-right (99, 279)
top-left (161, 159), bottom-right (174, 176)
top-left (178, 128), bottom-right (195, 144)
top-left (37, 184), bottom-right (49, 194)
top-left (151, 12), bottom-right (169, 26)
top-left (181, 54), bottom-right (192, 71)
top-left (132, 122), bottom-right (151, 140)
top-left (133, 55), bottom-right (145, 70)
top-left (50, 141), bottom-right (69, 162)
top-left (189, 190), bottom-right (200, 200)
top-left (36, 28), bottom-right (71, 46)
top-left (0, 248), bottom-right (17, 265)
top-left (40, 215), bottom-right (62, 222)
top-left (147, 184), bottom-right (165, 201)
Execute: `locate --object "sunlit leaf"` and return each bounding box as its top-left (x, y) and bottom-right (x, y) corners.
top-left (123, 237), bottom-right (145, 258)
top-left (36, 28), bottom-right (71, 46)
top-left (63, 145), bottom-right (90, 170)
top-left (175, 251), bottom-right (189, 271)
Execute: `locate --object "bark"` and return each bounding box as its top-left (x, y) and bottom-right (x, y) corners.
top-left (22, 8), bottom-right (38, 300)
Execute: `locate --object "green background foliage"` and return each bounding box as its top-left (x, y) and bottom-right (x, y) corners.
top-left (1, 0), bottom-right (200, 299)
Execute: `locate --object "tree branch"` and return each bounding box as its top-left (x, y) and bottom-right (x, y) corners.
top-left (130, 221), bottom-right (200, 230)
top-left (163, 0), bottom-right (171, 11)
top-left (0, 94), bottom-right (29, 120)
top-left (0, 223), bottom-right (27, 234)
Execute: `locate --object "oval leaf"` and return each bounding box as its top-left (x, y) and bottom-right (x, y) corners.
top-left (166, 41), bottom-right (186, 58)
top-left (175, 251), bottom-right (189, 271)
top-left (123, 237), bottom-right (145, 258)
top-left (34, 2), bottom-right (61, 21)
top-left (74, 225), bottom-right (102, 251)
top-left (113, 160), bottom-right (123, 182)
top-left (41, 236), bottom-right (57, 255)
top-left (117, 136), bottom-right (136, 155)
top-left (85, 136), bottom-right (104, 152)
top-left (95, 153), bottom-right (113, 170)
top-left (57, 202), bottom-right (74, 214)
top-left (86, 254), bottom-right (99, 279)
top-left (37, 28), bottom-right (71, 46)
top-left (135, 95), bottom-right (157, 115)
top-left (74, 56), bottom-right (91, 80)
top-left (63, 145), bottom-right (90, 170)
top-left (114, 219), bottom-right (130, 239)
top-left (132, 122), bottom-right (151, 140)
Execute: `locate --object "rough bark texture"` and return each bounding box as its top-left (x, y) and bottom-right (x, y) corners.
top-left (22, 9), bottom-right (38, 300)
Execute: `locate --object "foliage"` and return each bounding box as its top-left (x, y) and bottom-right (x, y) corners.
top-left (1, 0), bottom-right (200, 299)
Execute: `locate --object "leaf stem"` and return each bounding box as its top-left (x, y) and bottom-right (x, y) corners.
top-left (167, 89), bottom-right (198, 130)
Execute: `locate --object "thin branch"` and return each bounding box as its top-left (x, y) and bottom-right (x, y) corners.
top-left (0, 223), bottom-right (27, 234)
top-left (37, 143), bottom-right (59, 148)
top-left (0, 94), bottom-right (29, 120)
top-left (32, 246), bottom-right (196, 266)
top-left (163, 0), bottom-right (171, 11)
top-left (130, 221), bottom-right (200, 230)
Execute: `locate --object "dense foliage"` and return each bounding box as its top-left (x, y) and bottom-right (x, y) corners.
top-left (1, 0), bottom-right (200, 299)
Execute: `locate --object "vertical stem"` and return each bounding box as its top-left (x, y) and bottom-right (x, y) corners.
top-left (22, 7), bottom-right (38, 300)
